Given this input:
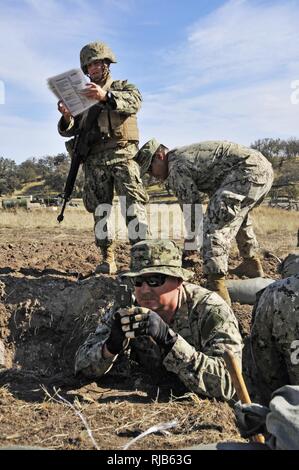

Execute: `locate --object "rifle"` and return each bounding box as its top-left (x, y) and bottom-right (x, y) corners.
top-left (118, 283), bottom-right (133, 308)
top-left (57, 133), bottom-right (82, 223)
top-left (57, 105), bottom-right (102, 223)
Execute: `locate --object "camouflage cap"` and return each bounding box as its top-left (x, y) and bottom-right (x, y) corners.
top-left (121, 239), bottom-right (193, 281)
top-left (134, 138), bottom-right (161, 176)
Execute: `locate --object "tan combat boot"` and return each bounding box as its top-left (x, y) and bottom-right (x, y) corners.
top-left (229, 256), bottom-right (264, 278)
top-left (206, 273), bottom-right (231, 306)
top-left (96, 245), bottom-right (117, 275)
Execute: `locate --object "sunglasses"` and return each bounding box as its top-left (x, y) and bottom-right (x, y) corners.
top-left (132, 274), bottom-right (168, 288)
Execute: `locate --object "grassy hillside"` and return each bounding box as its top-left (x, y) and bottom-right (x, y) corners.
top-left (13, 179), bottom-right (46, 197)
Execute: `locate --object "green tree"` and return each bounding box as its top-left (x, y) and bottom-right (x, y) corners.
top-left (251, 138), bottom-right (299, 160)
top-left (17, 159), bottom-right (39, 182)
top-left (251, 138), bottom-right (284, 160)
top-left (0, 157), bottom-right (20, 196)
top-left (43, 153), bottom-right (84, 196)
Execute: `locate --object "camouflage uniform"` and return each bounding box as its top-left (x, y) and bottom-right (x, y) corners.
top-left (75, 240), bottom-right (243, 401)
top-left (165, 141), bottom-right (274, 275)
top-left (247, 262), bottom-right (299, 405)
top-left (58, 48), bottom-right (148, 248)
top-left (137, 140), bottom-right (273, 275)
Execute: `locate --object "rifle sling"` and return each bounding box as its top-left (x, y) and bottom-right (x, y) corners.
top-left (76, 104), bottom-right (103, 159)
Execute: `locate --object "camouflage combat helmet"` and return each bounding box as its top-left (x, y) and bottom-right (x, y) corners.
top-left (121, 239), bottom-right (193, 281)
top-left (80, 41), bottom-right (117, 74)
top-left (134, 138), bottom-right (161, 176)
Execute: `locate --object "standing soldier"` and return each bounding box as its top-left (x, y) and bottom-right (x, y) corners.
top-left (135, 140), bottom-right (274, 304)
top-left (58, 41), bottom-right (148, 274)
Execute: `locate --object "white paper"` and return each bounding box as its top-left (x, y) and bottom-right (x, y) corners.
top-left (47, 68), bottom-right (97, 116)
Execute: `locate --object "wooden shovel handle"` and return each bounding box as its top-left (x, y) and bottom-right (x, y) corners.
top-left (224, 348), bottom-right (265, 444)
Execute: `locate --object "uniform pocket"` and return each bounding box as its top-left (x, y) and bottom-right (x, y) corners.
top-left (216, 190), bottom-right (246, 223)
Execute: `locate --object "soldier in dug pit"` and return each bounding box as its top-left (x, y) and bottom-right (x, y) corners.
top-left (134, 140), bottom-right (274, 304)
top-left (57, 41), bottom-right (148, 274)
top-left (75, 239), bottom-right (243, 401)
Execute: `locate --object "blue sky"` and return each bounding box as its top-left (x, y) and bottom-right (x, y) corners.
top-left (0, 0), bottom-right (299, 163)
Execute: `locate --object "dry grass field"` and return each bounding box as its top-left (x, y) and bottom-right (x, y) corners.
top-left (1, 201), bottom-right (297, 231)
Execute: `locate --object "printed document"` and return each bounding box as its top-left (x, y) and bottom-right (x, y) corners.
top-left (47, 68), bottom-right (97, 116)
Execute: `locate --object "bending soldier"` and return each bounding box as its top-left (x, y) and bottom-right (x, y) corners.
top-left (135, 140), bottom-right (274, 304)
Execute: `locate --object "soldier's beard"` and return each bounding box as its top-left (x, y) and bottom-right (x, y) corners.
top-left (90, 73), bottom-right (102, 84)
top-left (89, 64), bottom-right (110, 86)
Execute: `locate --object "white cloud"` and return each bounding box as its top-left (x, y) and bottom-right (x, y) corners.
top-left (140, 0), bottom-right (299, 147)
top-left (1, 0), bottom-right (299, 163)
top-left (0, 1), bottom-right (113, 101)
top-left (140, 77), bottom-right (299, 149)
top-left (102, 0), bottom-right (137, 13)
top-left (0, 0), bottom-right (126, 162)
top-left (0, 81), bottom-right (5, 105)
top-left (161, 0), bottom-right (299, 90)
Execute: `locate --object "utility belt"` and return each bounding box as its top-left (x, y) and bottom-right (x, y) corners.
top-left (88, 137), bottom-right (124, 152)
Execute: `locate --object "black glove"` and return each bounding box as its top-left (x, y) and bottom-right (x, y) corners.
top-left (120, 307), bottom-right (177, 353)
top-left (105, 312), bottom-right (126, 355)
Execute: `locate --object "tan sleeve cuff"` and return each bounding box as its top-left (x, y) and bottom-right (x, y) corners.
top-left (163, 334), bottom-right (195, 368)
top-left (58, 116), bottom-right (75, 134)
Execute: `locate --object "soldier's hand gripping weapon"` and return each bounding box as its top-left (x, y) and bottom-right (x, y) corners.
top-left (105, 283), bottom-right (133, 355)
top-left (118, 283), bottom-right (133, 309)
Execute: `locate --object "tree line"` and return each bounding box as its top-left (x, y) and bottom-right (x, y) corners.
top-left (0, 153), bottom-right (84, 197)
top-left (0, 137), bottom-right (299, 197)
top-left (250, 137), bottom-right (299, 160)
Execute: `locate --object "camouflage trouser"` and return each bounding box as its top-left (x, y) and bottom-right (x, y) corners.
top-left (203, 157), bottom-right (273, 275)
top-left (83, 144), bottom-right (149, 247)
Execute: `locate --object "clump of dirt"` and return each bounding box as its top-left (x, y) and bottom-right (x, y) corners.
top-left (0, 228), bottom-right (284, 449)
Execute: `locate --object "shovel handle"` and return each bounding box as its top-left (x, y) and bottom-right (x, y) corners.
top-left (223, 349), bottom-right (265, 444)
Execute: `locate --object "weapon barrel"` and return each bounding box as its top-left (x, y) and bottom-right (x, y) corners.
top-left (57, 198), bottom-right (67, 223)
top-left (57, 150), bottom-right (81, 223)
